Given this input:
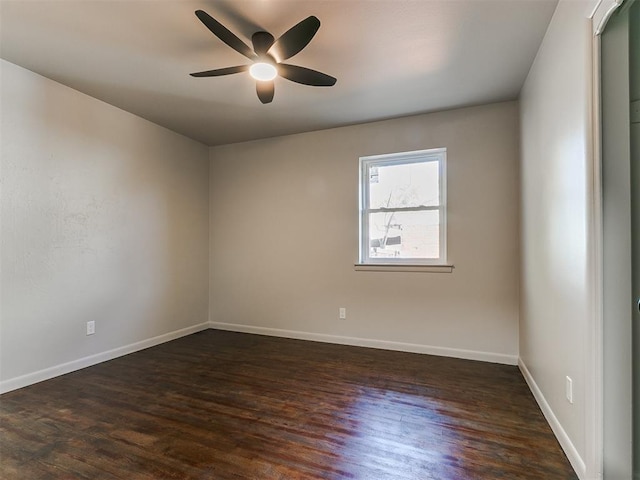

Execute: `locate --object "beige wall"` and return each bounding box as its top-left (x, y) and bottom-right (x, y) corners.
top-left (209, 101), bottom-right (520, 363)
top-left (0, 60), bottom-right (210, 391)
top-left (519, 1), bottom-right (595, 477)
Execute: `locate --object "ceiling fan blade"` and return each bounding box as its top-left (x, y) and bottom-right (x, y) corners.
top-left (195, 10), bottom-right (257, 60)
top-left (278, 64), bottom-right (336, 87)
top-left (256, 81), bottom-right (274, 104)
top-left (190, 65), bottom-right (249, 77)
top-left (267, 16), bottom-right (320, 62)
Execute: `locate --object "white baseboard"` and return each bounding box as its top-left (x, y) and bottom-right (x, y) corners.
top-left (209, 321), bottom-right (518, 365)
top-left (1, 322), bottom-right (517, 395)
top-left (518, 358), bottom-right (587, 479)
top-left (0, 322), bottom-right (210, 394)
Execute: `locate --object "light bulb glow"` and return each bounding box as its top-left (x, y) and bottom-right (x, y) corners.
top-left (250, 62), bottom-right (277, 81)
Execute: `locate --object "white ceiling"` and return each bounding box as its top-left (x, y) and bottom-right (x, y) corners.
top-left (0, 0), bottom-right (557, 146)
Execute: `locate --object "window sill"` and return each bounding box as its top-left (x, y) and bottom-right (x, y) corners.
top-left (354, 264), bottom-right (454, 273)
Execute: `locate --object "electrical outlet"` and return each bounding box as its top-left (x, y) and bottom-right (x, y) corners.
top-left (339, 307), bottom-right (346, 319)
top-left (565, 376), bottom-right (573, 404)
top-left (86, 321), bottom-right (95, 336)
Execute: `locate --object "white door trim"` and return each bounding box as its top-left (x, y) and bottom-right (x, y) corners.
top-left (588, 0), bottom-right (626, 478)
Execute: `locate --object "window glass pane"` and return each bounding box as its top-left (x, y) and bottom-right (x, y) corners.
top-left (368, 210), bottom-right (440, 259)
top-left (369, 161), bottom-right (439, 209)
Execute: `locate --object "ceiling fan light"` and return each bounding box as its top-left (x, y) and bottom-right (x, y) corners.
top-left (250, 62), bottom-right (278, 81)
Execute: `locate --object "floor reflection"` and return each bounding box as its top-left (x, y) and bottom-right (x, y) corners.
top-left (326, 386), bottom-right (463, 479)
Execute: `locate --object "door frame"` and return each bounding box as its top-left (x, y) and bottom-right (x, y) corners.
top-left (591, 0), bottom-right (632, 478)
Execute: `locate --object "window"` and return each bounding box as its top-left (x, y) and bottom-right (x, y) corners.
top-left (359, 148), bottom-right (447, 265)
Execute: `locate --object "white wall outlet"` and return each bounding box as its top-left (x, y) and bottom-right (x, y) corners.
top-left (339, 307), bottom-right (346, 319)
top-left (565, 376), bottom-right (573, 404)
top-left (86, 321), bottom-right (95, 336)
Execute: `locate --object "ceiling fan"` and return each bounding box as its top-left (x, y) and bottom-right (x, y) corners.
top-left (190, 10), bottom-right (337, 104)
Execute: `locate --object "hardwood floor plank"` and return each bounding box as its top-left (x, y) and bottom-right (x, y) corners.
top-left (0, 330), bottom-right (577, 479)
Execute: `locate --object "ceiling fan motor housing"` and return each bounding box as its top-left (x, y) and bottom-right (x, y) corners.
top-left (251, 31), bottom-right (275, 57)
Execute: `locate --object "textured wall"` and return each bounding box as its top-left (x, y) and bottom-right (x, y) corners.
top-left (0, 60), bottom-right (210, 385)
top-left (209, 101), bottom-right (520, 362)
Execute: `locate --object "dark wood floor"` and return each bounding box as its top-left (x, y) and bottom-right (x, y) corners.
top-left (1, 329), bottom-right (577, 479)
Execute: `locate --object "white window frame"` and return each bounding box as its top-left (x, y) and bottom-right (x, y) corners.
top-left (359, 148), bottom-right (447, 266)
